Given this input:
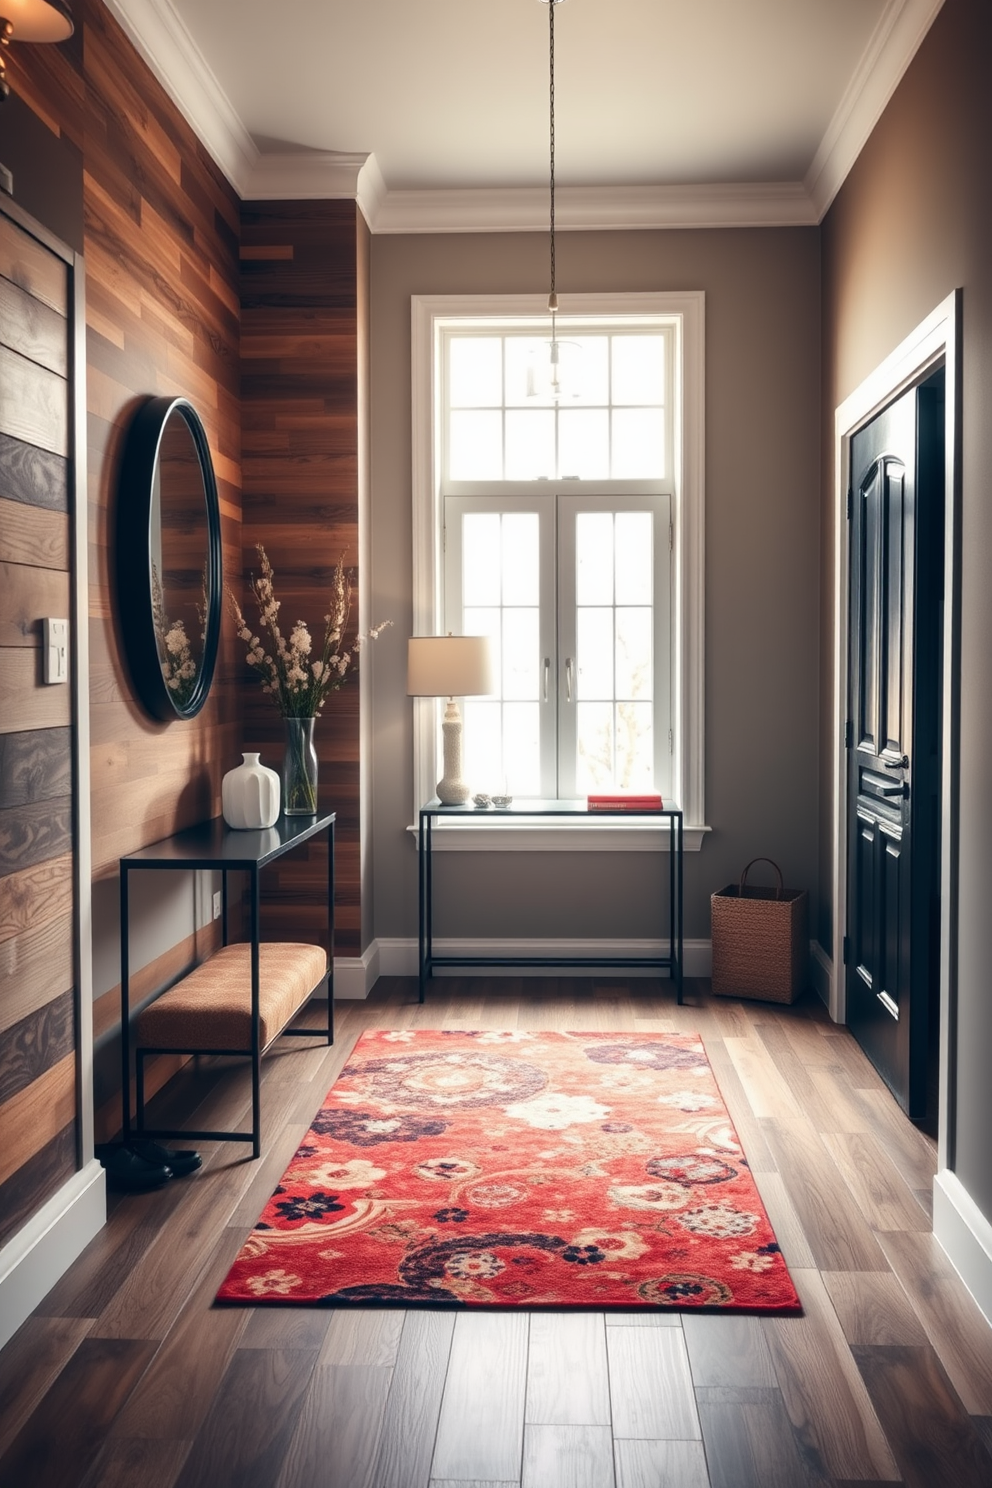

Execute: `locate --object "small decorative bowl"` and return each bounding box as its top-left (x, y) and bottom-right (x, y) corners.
top-left (472, 793), bottom-right (492, 808)
top-left (492, 793), bottom-right (513, 808)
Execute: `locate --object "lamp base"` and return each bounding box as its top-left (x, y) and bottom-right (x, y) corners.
top-left (436, 699), bottom-right (470, 805)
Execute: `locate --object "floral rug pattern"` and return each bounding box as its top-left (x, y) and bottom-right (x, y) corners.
top-left (216, 1029), bottom-right (801, 1312)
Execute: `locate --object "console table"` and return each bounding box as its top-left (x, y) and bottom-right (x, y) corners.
top-left (120, 811), bottom-right (335, 1158)
top-left (417, 799), bottom-right (683, 1004)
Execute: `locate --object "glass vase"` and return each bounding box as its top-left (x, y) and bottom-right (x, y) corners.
top-left (282, 716), bottom-right (318, 815)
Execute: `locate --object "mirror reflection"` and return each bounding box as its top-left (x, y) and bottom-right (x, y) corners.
top-left (151, 413), bottom-right (209, 709)
top-left (117, 396), bottom-right (222, 722)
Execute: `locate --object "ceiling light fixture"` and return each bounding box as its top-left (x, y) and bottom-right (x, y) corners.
top-left (0, 0), bottom-right (73, 103)
top-left (529, 0), bottom-right (580, 403)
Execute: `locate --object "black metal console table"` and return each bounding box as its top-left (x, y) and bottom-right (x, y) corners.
top-left (417, 799), bottom-right (683, 1004)
top-left (119, 810), bottom-right (335, 1156)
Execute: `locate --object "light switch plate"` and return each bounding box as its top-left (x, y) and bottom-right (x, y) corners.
top-left (43, 618), bottom-right (69, 684)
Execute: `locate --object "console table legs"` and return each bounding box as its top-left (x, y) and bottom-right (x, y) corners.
top-left (416, 806), bottom-right (685, 1003)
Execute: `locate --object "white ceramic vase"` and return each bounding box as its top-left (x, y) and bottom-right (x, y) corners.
top-left (222, 752), bottom-right (280, 829)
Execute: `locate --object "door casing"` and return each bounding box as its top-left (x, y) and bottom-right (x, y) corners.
top-left (830, 291), bottom-right (960, 1171)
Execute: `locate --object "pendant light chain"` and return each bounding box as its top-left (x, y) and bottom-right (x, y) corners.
top-left (548, 0), bottom-right (556, 312)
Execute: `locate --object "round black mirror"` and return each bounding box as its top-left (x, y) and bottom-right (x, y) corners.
top-left (116, 396), bottom-right (222, 721)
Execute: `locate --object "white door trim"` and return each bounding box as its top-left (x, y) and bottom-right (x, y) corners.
top-left (830, 289), bottom-right (960, 1173)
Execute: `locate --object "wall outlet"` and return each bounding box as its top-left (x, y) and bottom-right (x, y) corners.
top-left (212, 890), bottom-right (222, 921)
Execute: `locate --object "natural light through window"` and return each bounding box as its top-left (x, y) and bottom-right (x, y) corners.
top-left (462, 511), bottom-right (543, 797)
top-left (411, 292), bottom-right (706, 841)
top-left (574, 510), bottom-right (655, 793)
top-left (441, 321), bottom-right (674, 802)
top-left (447, 333), bottom-right (667, 484)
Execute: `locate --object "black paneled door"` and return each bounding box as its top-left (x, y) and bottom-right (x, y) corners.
top-left (846, 374), bottom-right (943, 1119)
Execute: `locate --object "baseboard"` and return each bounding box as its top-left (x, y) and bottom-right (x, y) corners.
top-left (331, 944), bottom-right (381, 1000)
top-left (337, 938), bottom-right (833, 999)
top-left (0, 1160), bottom-right (106, 1352)
top-left (373, 937), bottom-right (713, 981)
top-left (933, 1168), bottom-right (992, 1329)
top-left (810, 940), bottom-right (833, 1010)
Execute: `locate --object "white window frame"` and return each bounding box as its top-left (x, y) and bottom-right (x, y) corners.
top-left (411, 291), bottom-right (707, 851)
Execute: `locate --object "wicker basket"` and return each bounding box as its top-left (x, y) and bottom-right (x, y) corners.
top-left (710, 858), bottom-right (808, 1004)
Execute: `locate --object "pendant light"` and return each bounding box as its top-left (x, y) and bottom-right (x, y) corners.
top-left (0, 0), bottom-right (74, 102)
top-left (529, 0), bottom-right (580, 403)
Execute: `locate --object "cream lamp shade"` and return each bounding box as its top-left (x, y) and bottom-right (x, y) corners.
top-left (406, 635), bottom-right (494, 699)
top-left (407, 636), bottom-right (495, 805)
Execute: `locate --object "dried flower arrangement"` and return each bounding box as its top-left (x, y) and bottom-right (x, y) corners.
top-left (228, 545), bottom-right (390, 717)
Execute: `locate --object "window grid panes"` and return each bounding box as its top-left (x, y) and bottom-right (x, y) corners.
top-left (574, 510), bottom-right (655, 793)
top-left (446, 331), bottom-right (669, 485)
top-left (442, 319), bottom-right (674, 803)
top-left (460, 510), bottom-right (544, 797)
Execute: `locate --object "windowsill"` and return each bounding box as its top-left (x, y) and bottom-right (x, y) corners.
top-left (405, 818), bottom-right (710, 852)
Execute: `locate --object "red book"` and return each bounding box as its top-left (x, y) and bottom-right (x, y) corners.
top-left (587, 793), bottom-right (663, 811)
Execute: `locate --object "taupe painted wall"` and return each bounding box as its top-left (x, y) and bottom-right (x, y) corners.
top-left (820, 0), bottom-right (992, 1215)
top-left (369, 227), bottom-right (821, 944)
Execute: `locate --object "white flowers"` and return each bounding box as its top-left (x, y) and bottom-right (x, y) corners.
top-left (306, 1158), bottom-right (386, 1189)
top-left (678, 1204), bottom-right (758, 1239)
top-left (290, 623), bottom-right (312, 656)
top-left (445, 1250), bottom-right (504, 1280)
top-left (608, 1182), bottom-right (689, 1212)
top-left (227, 545), bottom-right (390, 717)
top-left (658, 1090), bottom-right (718, 1112)
top-left (245, 1268), bottom-right (301, 1296)
top-left (505, 1092), bottom-right (611, 1130)
top-left (570, 1227), bottom-right (650, 1261)
top-left (731, 1251), bottom-right (774, 1272)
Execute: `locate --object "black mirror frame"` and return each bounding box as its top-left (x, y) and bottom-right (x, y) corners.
top-left (116, 396), bottom-right (223, 722)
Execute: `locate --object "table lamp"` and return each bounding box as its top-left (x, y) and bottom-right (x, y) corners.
top-left (407, 635), bottom-right (495, 805)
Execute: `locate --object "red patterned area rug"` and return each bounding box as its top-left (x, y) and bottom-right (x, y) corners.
top-left (216, 1029), bottom-right (801, 1313)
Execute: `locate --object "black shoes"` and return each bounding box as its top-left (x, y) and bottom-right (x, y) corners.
top-left (129, 1138), bottom-right (203, 1177)
top-left (95, 1140), bottom-right (202, 1190)
top-left (96, 1143), bottom-right (171, 1190)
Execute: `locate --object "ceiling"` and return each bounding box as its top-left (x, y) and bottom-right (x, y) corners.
top-left (108, 0), bottom-right (944, 229)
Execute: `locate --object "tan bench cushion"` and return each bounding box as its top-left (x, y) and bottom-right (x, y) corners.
top-left (135, 941), bottom-right (327, 1053)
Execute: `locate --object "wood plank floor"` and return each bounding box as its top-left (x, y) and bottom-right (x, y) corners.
top-left (2, 977), bottom-right (990, 1488)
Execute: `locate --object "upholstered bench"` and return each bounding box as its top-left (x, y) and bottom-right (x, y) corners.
top-left (133, 940), bottom-right (330, 1157)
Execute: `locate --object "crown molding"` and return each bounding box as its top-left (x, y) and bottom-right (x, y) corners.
top-left (100, 0), bottom-right (257, 195)
top-left (244, 150), bottom-right (366, 199)
top-left (371, 180), bottom-right (818, 234)
top-left (356, 155), bottom-right (388, 231)
top-left (806, 0), bottom-right (946, 219)
top-left (101, 0), bottom-right (944, 232)
top-left (241, 151), bottom-right (387, 232)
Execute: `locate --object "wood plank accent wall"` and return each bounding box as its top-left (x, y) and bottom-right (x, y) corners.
top-left (240, 202), bottom-right (366, 958)
top-left (8, 2), bottom-right (243, 1139)
top-left (0, 209), bottom-right (77, 1247)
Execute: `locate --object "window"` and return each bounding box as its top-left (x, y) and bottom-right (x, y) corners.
top-left (412, 294), bottom-right (706, 842)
